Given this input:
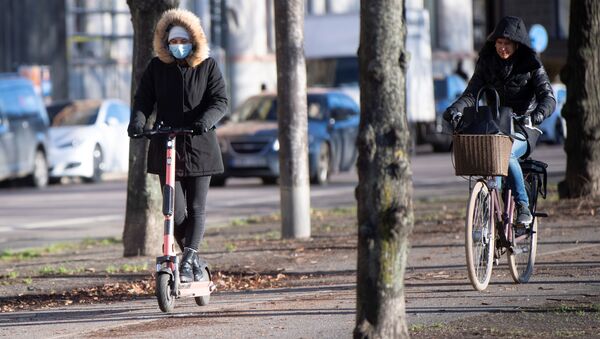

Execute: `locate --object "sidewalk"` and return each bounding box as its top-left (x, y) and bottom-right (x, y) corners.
top-left (1, 195), bottom-right (599, 338)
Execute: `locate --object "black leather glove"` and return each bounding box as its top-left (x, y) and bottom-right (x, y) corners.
top-left (127, 122), bottom-right (144, 138)
top-left (532, 112), bottom-right (544, 126)
top-left (443, 107), bottom-right (460, 123)
top-left (192, 121), bottom-right (210, 135)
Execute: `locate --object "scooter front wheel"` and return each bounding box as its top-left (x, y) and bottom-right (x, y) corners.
top-left (156, 273), bottom-right (175, 312)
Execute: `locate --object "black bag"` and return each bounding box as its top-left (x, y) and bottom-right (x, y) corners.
top-left (458, 86), bottom-right (514, 136)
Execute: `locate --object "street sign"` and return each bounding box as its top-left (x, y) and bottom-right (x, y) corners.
top-left (529, 24), bottom-right (548, 53)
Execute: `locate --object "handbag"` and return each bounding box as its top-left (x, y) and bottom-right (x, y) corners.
top-left (458, 86), bottom-right (514, 136)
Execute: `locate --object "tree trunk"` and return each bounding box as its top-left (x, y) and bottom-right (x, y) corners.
top-left (558, 0), bottom-right (600, 199)
top-left (273, 0), bottom-right (311, 239)
top-left (123, 0), bottom-right (179, 257)
top-left (355, 1), bottom-right (412, 338)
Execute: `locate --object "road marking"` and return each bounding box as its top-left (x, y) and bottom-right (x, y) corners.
top-left (0, 215), bottom-right (123, 232)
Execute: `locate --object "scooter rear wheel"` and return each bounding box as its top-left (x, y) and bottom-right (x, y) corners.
top-left (194, 266), bottom-right (211, 306)
top-left (157, 273), bottom-right (175, 312)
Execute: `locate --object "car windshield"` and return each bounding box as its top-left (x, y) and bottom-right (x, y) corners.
top-left (50, 101), bottom-right (101, 126)
top-left (231, 95), bottom-right (325, 122)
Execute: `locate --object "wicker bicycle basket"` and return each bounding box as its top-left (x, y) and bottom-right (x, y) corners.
top-left (452, 134), bottom-right (513, 176)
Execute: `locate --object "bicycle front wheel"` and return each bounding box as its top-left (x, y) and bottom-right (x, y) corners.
top-left (465, 180), bottom-right (495, 291)
top-left (508, 175), bottom-right (539, 283)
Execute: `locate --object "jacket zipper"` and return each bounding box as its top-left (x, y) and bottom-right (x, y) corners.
top-left (177, 64), bottom-right (188, 176)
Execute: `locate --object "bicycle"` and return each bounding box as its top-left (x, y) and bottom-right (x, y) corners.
top-left (449, 111), bottom-right (548, 291)
top-left (463, 156), bottom-right (547, 291)
top-left (132, 125), bottom-right (215, 312)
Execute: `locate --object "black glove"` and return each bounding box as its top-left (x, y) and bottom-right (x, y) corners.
top-left (443, 107), bottom-right (460, 123)
top-left (532, 112), bottom-right (544, 126)
top-left (192, 121), bottom-right (210, 135)
top-left (127, 122), bottom-right (144, 138)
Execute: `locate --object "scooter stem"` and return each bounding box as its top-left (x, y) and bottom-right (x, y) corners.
top-left (162, 135), bottom-right (177, 258)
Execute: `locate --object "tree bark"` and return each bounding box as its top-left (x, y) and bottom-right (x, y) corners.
top-left (558, 0), bottom-right (600, 199)
top-left (123, 0), bottom-right (179, 257)
top-left (354, 0), bottom-right (412, 338)
top-left (274, 0), bottom-right (311, 239)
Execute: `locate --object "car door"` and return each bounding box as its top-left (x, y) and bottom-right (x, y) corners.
top-left (13, 85), bottom-right (43, 175)
top-left (328, 93), bottom-right (359, 171)
top-left (0, 105), bottom-right (15, 179)
top-left (0, 84), bottom-right (36, 176)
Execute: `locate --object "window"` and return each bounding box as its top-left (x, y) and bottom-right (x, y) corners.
top-left (106, 103), bottom-right (129, 124)
top-left (0, 85), bottom-right (40, 117)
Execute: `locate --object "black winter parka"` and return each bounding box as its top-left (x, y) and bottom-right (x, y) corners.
top-left (130, 9), bottom-right (228, 177)
top-left (449, 16), bottom-right (556, 154)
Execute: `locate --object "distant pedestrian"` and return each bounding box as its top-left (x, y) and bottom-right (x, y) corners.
top-left (127, 9), bottom-right (228, 283)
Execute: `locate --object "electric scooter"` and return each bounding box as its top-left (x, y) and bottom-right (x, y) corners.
top-left (134, 125), bottom-right (215, 313)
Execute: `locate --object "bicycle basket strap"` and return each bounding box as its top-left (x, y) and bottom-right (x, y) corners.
top-left (459, 86), bottom-right (514, 136)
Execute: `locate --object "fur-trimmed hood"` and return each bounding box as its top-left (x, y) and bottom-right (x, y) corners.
top-left (153, 8), bottom-right (209, 67)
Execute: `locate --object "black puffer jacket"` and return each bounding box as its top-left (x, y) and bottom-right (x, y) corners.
top-left (130, 9), bottom-right (228, 177)
top-left (449, 16), bottom-right (556, 154)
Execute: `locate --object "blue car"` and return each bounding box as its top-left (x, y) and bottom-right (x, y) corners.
top-left (428, 74), bottom-right (467, 152)
top-left (214, 89), bottom-right (359, 186)
top-left (0, 74), bottom-right (51, 187)
top-left (538, 83), bottom-right (566, 144)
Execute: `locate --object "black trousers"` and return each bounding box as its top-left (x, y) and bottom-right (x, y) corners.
top-left (159, 175), bottom-right (211, 251)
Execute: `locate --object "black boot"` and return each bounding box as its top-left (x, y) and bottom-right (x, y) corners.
top-left (180, 247), bottom-right (196, 283)
top-left (192, 254), bottom-right (205, 281)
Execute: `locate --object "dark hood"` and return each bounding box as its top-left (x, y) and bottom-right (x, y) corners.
top-left (479, 16), bottom-right (540, 70)
top-left (487, 16), bottom-right (532, 48)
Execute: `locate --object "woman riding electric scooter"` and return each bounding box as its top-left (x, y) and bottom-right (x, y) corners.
top-left (127, 8), bottom-right (228, 283)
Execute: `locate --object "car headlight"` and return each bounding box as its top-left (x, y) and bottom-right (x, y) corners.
top-left (58, 137), bottom-right (84, 149)
top-left (272, 138), bottom-right (280, 151)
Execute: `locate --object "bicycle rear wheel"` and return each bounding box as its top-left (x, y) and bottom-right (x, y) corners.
top-left (465, 180), bottom-right (495, 291)
top-left (508, 175), bottom-right (539, 283)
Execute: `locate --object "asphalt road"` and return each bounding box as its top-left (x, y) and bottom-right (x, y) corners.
top-left (0, 145), bottom-right (565, 251)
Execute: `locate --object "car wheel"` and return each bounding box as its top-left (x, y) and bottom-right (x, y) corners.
top-left (432, 141), bottom-right (452, 153)
top-left (28, 149), bottom-right (49, 188)
top-left (554, 121), bottom-right (565, 144)
top-left (311, 142), bottom-right (330, 185)
top-left (261, 177), bottom-right (278, 185)
top-left (48, 177), bottom-right (62, 185)
top-left (84, 145), bottom-right (104, 183)
top-left (210, 176), bottom-right (226, 187)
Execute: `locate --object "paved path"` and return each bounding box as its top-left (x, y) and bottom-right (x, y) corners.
top-left (2, 208), bottom-right (598, 338)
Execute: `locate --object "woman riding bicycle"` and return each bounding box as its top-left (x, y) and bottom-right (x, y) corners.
top-left (444, 16), bottom-right (556, 225)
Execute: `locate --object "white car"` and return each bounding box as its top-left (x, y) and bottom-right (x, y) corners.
top-left (46, 99), bottom-right (130, 183)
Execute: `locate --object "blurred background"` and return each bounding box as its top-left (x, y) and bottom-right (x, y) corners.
top-left (0, 0), bottom-right (569, 187)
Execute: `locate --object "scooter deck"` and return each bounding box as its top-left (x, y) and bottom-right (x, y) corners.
top-left (178, 281), bottom-right (216, 298)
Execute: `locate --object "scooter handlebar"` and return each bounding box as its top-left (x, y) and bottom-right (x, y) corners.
top-left (132, 126), bottom-right (195, 139)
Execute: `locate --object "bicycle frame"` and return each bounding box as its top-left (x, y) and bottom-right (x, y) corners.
top-left (491, 180), bottom-right (514, 250)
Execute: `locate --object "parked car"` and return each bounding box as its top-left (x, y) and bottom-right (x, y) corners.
top-left (0, 74), bottom-right (51, 187)
top-left (214, 89), bottom-right (359, 186)
top-left (427, 74), bottom-right (467, 152)
top-left (46, 99), bottom-right (130, 183)
top-left (538, 83), bottom-right (566, 144)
